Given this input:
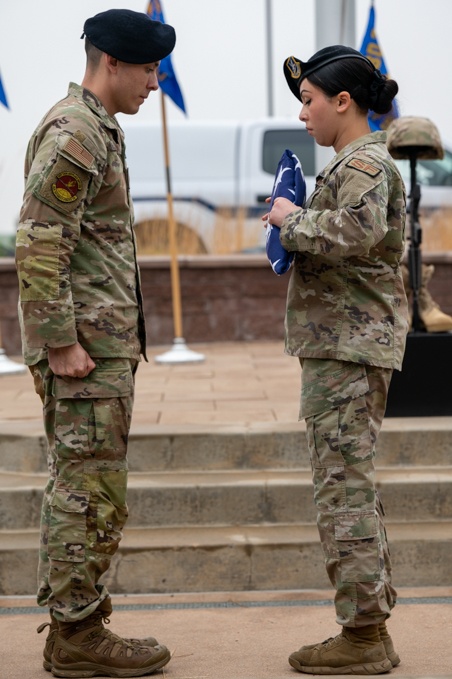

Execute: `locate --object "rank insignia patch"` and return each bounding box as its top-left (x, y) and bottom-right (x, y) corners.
top-left (346, 158), bottom-right (381, 177)
top-left (52, 172), bottom-right (82, 203)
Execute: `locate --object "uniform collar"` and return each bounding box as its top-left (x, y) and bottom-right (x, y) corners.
top-left (68, 82), bottom-right (119, 131)
top-left (320, 131), bottom-right (387, 179)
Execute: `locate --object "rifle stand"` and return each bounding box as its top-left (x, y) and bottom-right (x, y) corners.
top-left (385, 116), bottom-right (451, 417)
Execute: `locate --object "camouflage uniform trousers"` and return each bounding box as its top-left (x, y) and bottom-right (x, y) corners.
top-left (300, 357), bottom-right (396, 628)
top-left (31, 357), bottom-right (137, 622)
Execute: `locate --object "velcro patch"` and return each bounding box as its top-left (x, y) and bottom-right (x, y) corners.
top-left (34, 155), bottom-right (90, 214)
top-left (346, 158), bottom-right (381, 177)
top-left (62, 135), bottom-right (95, 169)
top-left (52, 171), bottom-right (82, 203)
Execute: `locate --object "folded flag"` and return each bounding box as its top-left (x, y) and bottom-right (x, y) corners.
top-left (266, 149), bottom-right (306, 275)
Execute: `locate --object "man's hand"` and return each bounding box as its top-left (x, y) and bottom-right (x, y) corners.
top-left (48, 343), bottom-right (96, 378)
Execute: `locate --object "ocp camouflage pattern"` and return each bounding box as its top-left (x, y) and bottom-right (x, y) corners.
top-left (280, 131), bottom-right (409, 370)
top-left (16, 82), bottom-right (146, 365)
top-left (32, 358), bottom-right (135, 620)
top-left (301, 358), bottom-right (397, 626)
top-left (386, 116), bottom-right (444, 160)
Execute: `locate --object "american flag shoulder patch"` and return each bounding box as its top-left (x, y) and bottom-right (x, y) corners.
top-left (346, 158), bottom-right (381, 177)
top-left (62, 135), bottom-right (95, 169)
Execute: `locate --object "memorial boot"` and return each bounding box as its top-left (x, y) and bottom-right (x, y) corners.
top-left (38, 612), bottom-right (160, 672)
top-left (51, 610), bottom-right (170, 678)
top-left (418, 264), bottom-right (452, 332)
top-left (288, 624), bottom-right (392, 675)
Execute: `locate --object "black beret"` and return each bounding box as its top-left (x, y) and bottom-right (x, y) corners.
top-left (82, 9), bottom-right (176, 64)
top-left (284, 46), bottom-right (375, 101)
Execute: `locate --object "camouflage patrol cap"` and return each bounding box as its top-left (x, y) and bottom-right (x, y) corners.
top-left (386, 116), bottom-right (444, 160)
top-left (82, 9), bottom-right (176, 64)
top-left (284, 46), bottom-right (374, 102)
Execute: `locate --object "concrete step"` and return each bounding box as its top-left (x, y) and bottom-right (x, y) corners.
top-left (1, 521), bottom-right (451, 596)
top-left (1, 467), bottom-right (452, 529)
top-left (2, 423), bottom-right (452, 473)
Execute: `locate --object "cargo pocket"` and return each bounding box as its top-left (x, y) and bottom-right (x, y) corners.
top-left (52, 363), bottom-right (134, 400)
top-left (334, 511), bottom-right (380, 582)
top-left (48, 488), bottom-right (89, 562)
top-left (301, 360), bottom-right (372, 469)
top-left (52, 361), bottom-right (135, 460)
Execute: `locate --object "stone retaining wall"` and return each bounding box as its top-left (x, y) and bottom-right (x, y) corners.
top-left (2, 253), bottom-right (452, 356)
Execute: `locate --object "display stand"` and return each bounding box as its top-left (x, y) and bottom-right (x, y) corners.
top-left (385, 118), bottom-right (452, 417)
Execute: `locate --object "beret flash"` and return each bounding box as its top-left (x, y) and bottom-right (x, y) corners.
top-left (284, 45), bottom-right (375, 101)
top-left (82, 9), bottom-right (176, 64)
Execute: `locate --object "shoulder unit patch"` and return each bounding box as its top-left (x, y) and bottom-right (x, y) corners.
top-left (346, 158), bottom-right (382, 177)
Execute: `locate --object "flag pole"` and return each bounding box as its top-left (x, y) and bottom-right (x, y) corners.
top-left (154, 91), bottom-right (204, 364)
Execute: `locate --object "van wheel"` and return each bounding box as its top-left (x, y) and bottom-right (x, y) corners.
top-left (134, 219), bottom-right (208, 255)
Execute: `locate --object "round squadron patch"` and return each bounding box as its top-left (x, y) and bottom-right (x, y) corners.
top-left (51, 172), bottom-right (82, 203)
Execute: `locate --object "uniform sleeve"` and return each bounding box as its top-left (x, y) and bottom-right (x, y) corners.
top-left (279, 155), bottom-right (389, 259)
top-left (16, 128), bottom-right (99, 349)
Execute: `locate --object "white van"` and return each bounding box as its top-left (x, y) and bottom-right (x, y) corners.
top-left (121, 117), bottom-right (452, 255)
top-left (121, 118), bottom-right (318, 254)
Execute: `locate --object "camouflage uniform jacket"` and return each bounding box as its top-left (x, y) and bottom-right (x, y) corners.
top-left (280, 131), bottom-right (409, 370)
top-left (16, 82), bottom-right (146, 365)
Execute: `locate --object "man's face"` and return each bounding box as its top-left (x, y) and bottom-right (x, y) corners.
top-left (112, 61), bottom-right (160, 115)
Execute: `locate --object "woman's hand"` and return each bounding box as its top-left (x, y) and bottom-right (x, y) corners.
top-left (262, 196), bottom-right (299, 227)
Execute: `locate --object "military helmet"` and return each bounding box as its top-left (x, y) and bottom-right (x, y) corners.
top-left (386, 116), bottom-right (444, 160)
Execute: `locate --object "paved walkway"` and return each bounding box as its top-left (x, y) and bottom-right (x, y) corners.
top-left (0, 340), bottom-right (302, 429)
top-left (0, 588), bottom-right (451, 678)
top-left (2, 340), bottom-right (452, 432)
top-left (1, 341), bottom-right (452, 677)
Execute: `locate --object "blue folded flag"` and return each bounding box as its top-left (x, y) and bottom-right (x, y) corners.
top-left (266, 149), bottom-right (306, 275)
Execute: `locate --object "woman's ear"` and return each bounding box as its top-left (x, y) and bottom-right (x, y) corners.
top-left (337, 91), bottom-right (352, 113)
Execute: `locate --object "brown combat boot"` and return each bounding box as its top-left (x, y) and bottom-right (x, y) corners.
top-left (378, 621), bottom-right (400, 667)
top-left (38, 613), bottom-right (160, 672)
top-left (288, 625), bottom-right (392, 675)
top-left (418, 264), bottom-right (452, 332)
top-left (50, 611), bottom-right (170, 678)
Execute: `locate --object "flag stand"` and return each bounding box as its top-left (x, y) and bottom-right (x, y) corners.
top-left (0, 348), bottom-right (26, 375)
top-left (154, 92), bottom-right (204, 365)
top-left (0, 328), bottom-right (26, 375)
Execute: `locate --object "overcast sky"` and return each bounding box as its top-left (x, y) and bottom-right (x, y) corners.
top-left (1, 0), bottom-right (451, 236)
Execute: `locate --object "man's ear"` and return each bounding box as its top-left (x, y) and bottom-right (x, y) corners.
top-left (337, 91), bottom-right (352, 113)
top-left (105, 53), bottom-right (119, 73)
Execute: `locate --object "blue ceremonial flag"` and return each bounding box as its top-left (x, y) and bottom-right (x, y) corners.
top-left (146, 0), bottom-right (186, 113)
top-left (359, 2), bottom-right (398, 131)
top-left (0, 72), bottom-right (9, 109)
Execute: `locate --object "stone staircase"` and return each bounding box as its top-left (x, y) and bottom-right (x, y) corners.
top-left (1, 424), bottom-right (451, 595)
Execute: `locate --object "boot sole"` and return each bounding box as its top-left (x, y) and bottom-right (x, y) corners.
top-left (288, 655), bottom-right (392, 675)
top-left (50, 652), bottom-right (171, 678)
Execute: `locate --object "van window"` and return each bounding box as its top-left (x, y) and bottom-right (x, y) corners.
top-left (395, 147), bottom-right (452, 187)
top-left (262, 129), bottom-right (316, 176)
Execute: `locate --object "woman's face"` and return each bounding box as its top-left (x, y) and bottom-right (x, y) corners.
top-left (298, 78), bottom-right (339, 148)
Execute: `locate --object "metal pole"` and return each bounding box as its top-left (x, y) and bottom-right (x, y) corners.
top-left (155, 91), bottom-right (204, 364)
top-left (265, 0), bottom-right (274, 117)
top-left (314, 0), bottom-right (356, 174)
